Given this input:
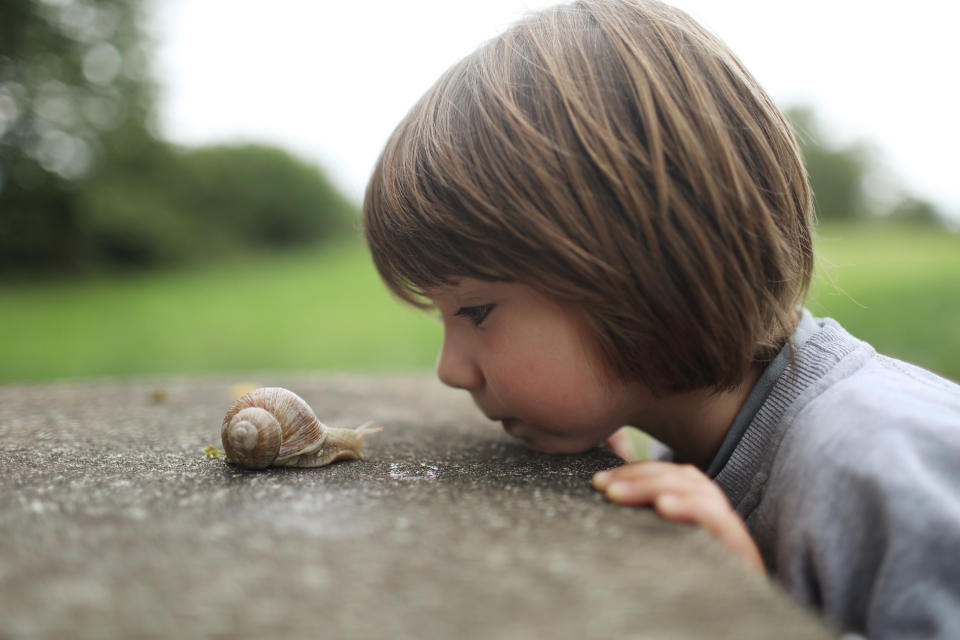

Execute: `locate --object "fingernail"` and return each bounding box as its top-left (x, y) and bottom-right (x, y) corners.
top-left (593, 471), bottom-right (611, 489)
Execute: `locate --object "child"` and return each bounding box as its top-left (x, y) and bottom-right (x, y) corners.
top-left (362, 0), bottom-right (960, 636)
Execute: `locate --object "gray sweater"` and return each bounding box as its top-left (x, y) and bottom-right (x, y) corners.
top-left (708, 312), bottom-right (960, 638)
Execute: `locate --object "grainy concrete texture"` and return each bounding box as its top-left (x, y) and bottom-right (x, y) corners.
top-left (0, 375), bottom-right (834, 639)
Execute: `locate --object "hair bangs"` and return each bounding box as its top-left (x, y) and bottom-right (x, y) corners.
top-left (363, 73), bottom-right (523, 306)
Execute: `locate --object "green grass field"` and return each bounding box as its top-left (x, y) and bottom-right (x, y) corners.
top-left (1, 222), bottom-right (958, 384)
top-left (808, 223), bottom-right (960, 382)
top-left (0, 242), bottom-right (442, 383)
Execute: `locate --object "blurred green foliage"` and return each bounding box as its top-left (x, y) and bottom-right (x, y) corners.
top-left (787, 107), bottom-right (870, 221)
top-left (786, 106), bottom-right (946, 225)
top-left (1, 0), bottom-right (157, 271)
top-left (78, 143), bottom-right (356, 267)
top-left (0, 0), bottom-right (355, 276)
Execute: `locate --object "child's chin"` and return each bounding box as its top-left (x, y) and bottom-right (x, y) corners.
top-left (500, 419), bottom-right (600, 455)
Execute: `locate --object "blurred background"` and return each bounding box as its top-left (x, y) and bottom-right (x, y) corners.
top-left (1, 0), bottom-right (958, 385)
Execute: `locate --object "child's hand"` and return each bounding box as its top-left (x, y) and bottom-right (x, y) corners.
top-left (593, 461), bottom-right (765, 576)
top-left (603, 427), bottom-right (638, 461)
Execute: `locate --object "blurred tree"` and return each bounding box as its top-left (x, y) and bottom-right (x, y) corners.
top-left (886, 196), bottom-right (942, 226)
top-left (785, 106), bottom-right (871, 221)
top-left (1, 0), bottom-right (357, 276)
top-left (0, 0), bottom-right (158, 272)
top-left (78, 143), bottom-right (357, 266)
top-left (786, 106), bottom-right (945, 226)
top-left (173, 144), bottom-right (356, 249)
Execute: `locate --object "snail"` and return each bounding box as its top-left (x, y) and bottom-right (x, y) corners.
top-left (221, 387), bottom-right (382, 469)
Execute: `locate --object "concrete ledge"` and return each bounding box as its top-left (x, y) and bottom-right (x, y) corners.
top-left (0, 375), bottom-right (832, 638)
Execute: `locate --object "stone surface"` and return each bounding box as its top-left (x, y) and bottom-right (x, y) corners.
top-left (0, 375), bottom-right (833, 639)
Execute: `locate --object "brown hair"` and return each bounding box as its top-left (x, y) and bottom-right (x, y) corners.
top-left (363, 0), bottom-right (813, 392)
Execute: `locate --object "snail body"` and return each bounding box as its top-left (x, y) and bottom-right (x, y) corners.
top-left (221, 387), bottom-right (380, 469)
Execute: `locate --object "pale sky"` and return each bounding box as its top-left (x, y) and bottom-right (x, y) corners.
top-left (151, 0), bottom-right (960, 222)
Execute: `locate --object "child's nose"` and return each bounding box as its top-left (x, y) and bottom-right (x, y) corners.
top-left (436, 335), bottom-right (483, 391)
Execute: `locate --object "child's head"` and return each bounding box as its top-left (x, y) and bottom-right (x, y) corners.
top-left (364, 0), bottom-right (813, 395)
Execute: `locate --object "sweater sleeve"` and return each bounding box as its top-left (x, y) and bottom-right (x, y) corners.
top-left (773, 378), bottom-right (960, 639)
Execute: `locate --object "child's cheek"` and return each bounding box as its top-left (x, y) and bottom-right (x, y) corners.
top-left (501, 373), bottom-right (612, 433)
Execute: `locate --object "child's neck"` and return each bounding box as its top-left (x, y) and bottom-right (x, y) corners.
top-left (635, 367), bottom-right (763, 470)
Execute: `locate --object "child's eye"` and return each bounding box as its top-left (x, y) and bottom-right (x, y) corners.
top-left (454, 303), bottom-right (495, 325)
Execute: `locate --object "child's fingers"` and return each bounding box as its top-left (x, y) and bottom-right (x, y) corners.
top-left (654, 492), bottom-right (765, 575)
top-left (600, 470), bottom-right (706, 507)
top-left (594, 461), bottom-right (766, 576)
top-left (592, 460), bottom-right (699, 491)
top-left (603, 428), bottom-right (636, 461)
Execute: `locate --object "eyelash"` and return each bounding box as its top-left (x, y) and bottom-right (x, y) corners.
top-left (454, 304), bottom-right (495, 326)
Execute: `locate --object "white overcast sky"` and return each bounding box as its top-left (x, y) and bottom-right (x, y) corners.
top-left (151, 0), bottom-right (960, 222)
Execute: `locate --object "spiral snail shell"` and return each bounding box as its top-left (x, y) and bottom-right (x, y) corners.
top-left (221, 387), bottom-right (381, 469)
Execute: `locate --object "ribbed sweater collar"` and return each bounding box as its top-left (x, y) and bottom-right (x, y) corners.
top-left (710, 312), bottom-right (863, 516)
